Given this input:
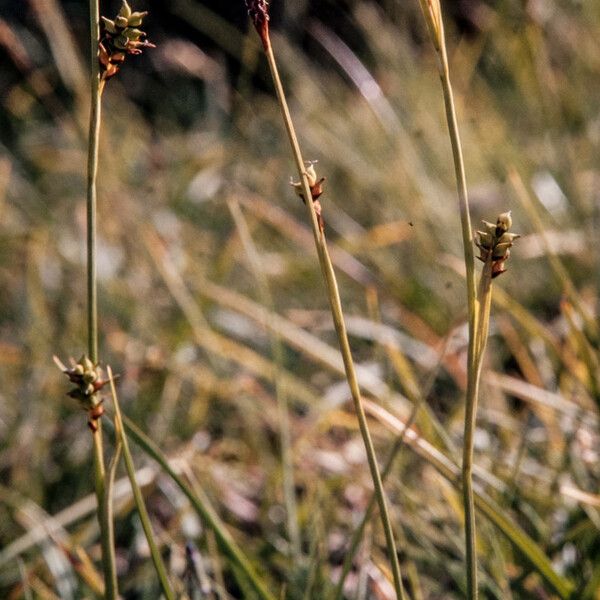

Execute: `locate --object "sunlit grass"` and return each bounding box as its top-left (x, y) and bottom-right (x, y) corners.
top-left (0, 1), bottom-right (598, 599)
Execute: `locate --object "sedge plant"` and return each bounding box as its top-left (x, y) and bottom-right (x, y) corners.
top-left (415, 1), bottom-right (520, 597)
top-left (56, 1), bottom-right (154, 597)
top-left (244, 2), bottom-right (406, 598)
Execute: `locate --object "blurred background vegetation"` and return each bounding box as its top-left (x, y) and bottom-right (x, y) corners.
top-left (0, 0), bottom-right (599, 598)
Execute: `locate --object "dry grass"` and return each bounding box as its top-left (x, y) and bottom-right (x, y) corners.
top-left (0, 1), bottom-right (598, 598)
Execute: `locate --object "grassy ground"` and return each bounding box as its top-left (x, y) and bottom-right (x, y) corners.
top-left (0, 1), bottom-right (599, 598)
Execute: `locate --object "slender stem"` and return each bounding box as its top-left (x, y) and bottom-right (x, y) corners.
top-left (462, 259), bottom-right (493, 599)
top-left (262, 39), bottom-right (406, 600)
top-left (87, 1), bottom-right (115, 596)
top-left (475, 262), bottom-right (493, 360)
top-left (102, 429), bottom-right (122, 600)
top-left (438, 51), bottom-right (477, 319)
top-left (109, 368), bottom-right (176, 600)
top-left (91, 418), bottom-right (117, 600)
top-left (87, 3), bottom-right (101, 366)
top-left (425, 10), bottom-right (481, 598)
top-left (119, 415), bottom-right (278, 600)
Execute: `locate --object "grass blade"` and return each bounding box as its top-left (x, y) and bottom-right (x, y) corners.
top-left (364, 400), bottom-right (575, 599)
top-left (120, 413), bottom-right (277, 600)
top-left (108, 367), bottom-right (176, 600)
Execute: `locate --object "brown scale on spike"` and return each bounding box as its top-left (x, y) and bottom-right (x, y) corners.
top-left (245, 0), bottom-right (270, 47)
top-left (290, 162), bottom-right (327, 232)
top-left (474, 211), bottom-right (520, 278)
top-left (54, 355), bottom-right (117, 431)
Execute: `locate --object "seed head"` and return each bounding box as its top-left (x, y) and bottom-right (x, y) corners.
top-left (496, 211), bottom-right (512, 232)
top-left (245, 0), bottom-right (270, 46)
top-left (290, 161), bottom-right (326, 232)
top-left (99, 1), bottom-right (155, 82)
top-left (475, 211), bottom-right (520, 278)
top-left (54, 355), bottom-right (117, 430)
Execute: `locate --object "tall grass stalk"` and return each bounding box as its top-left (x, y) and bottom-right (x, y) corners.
top-left (108, 367), bottom-right (176, 600)
top-left (332, 346), bottom-right (448, 600)
top-left (415, 1), bottom-right (481, 597)
top-left (364, 400), bottom-right (575, 599)
top-left (246, 6), bottom-right (406, 598)
top-left (86, 0), bottom-right (115, 596)
top-left (101, 422), bottom-right (121, 597)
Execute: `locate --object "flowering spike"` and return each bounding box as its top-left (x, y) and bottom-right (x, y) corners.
top-left (99, 2), bottom-right (155, 82)
top-left (496, 210), bottom-right (512, 233)
top-left (475, 211), bottom-right (520, 278)
top-left (101, 17), bottom-right (117, 34)
top-left (55, 355), bottom-right (118, 430)
top-left (290, 161), bottom-right (326, 231)
top-left (245, 0), bottom-right (270, 47)
top-left (128, 11), bottom-right (148, 27)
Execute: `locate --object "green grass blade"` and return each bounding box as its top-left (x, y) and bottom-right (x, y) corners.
top-left (364, 400), bottom-right (575, 599)
top-left (101, 427), bottom-right (121, 599)
top-left (108, 367), bottom-right (176, 600)
top-left (120, 414), bottom-right (277, 600)
top-left (474, 493), bottom-right (575, 599)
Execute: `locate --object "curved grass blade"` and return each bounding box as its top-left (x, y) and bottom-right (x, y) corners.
top-left (108, 367), bottom-right (176, 600)
top-left (120, 414), bottom-right (277, 600)
top-left (364, 400), bottom-right (575, 599)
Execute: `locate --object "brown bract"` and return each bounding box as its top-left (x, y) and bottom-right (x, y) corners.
top-left (245, 0), bottom-right (270, 47)
top-left (291, 163), bottom-right (327, 231)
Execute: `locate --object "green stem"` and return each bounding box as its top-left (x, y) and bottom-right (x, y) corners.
top-left (120, 415), bottom-right (277, 600)
top-left (87, 5), bottom-right (101, 366)
top-left (262, 38), bottom-right (406, 600)
top-left (462, 260), bottom-right (493, 599)
top-left (108, 368), bottom-right (176, 600)
top-left (438, 51), bottom-right (477, 318)
top-left (91, 423), bottom-right (115, 599)
top-left (422, 8), bottom-right (480, 598)
top-left (87, 1), bottom-right (114, 596)
top-left (102, 427), bottom-right (122, 599)
top-left (475, 262), bottom-right (493, 360)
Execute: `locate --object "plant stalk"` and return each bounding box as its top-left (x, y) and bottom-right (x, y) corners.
top-left (419, 6), bottom-right (482, 596)
top-left (88, 1), bottom-right (105, 366)
top-left (108, 368), bottom-right (176, 600)
top-left (102, 426), bottom-right (122, 599)
top-left (463, 258), bottom-right (493, 599)
top-left (262, 37), bottom-right (406, 600)
top-left (87, 1), bottom-right (115, 596)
